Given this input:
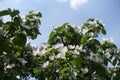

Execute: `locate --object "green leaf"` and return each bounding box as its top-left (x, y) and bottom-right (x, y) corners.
top-left (87, 18), bottom-right (95, 22)
top-left (48, 31), bottom-right (58, 44)
top-left (13, 33), bottom-right (27, 47)
top-left (26, 28), bottom-right (39, 40)
top-left (3, 22), bottom-right (18, 31)
top-left (62, 23), bottom-right (68, 27)
top-left (96, 64), bottom-right (107, 77)
top-left (49, 31), bottom-right (56, 39)
top-left (87, 39), bottom-right (101, 52)
top-left (81, 36), bottom-right (87, 45)
top-left (33, 68), bottom-right (39, 74)
top-left (3, 24), bottom-right (10, 30)
top-left (101, 28), bottom-right (106, 35)
top-left (82, 23), bottom-right (90, 28)
top-left (67, 25), bottom-right (75, 33)
top-left (14, 17), bottom-right (20, 25)
top-left (0, 36), bottom-right (12, 53)
top-left (11, 9), bottom-right (19, 17)
top-left (16, 51), bottom-right (21, 56)
top-left (112, 59), bottom-right (117, 66)
top-left (33, 27), bottom-right (41, 35)
top-left (60, 67), bottom-right (69, 76)
top-left (0, 10), bottom-right (9, 16)
top-left (37, 12), bottom-right (42, 17)
top-left (71, 58), bottom-right (82, 68)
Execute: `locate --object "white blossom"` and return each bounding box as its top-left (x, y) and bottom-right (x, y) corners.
top-left (90, 20), bottom-right (99, 27)
top-left (94, 20), bottom-right (99, 27)
top-left (33, 47), bottom-right (40, 56)
top-left (75, 27), bottom-right (81, 33)
top-left (89, 32), bottom-right (94, 37)
top-left (96, 18), bottom-right (103, 25)
top-left (41, 42), bottom-right (49, 49)
top-left (79, 45), bottom-right (83, 51)
top-left (6, 64), bottom-right (15, 69)
top-left (32, 15), bottom-right (39, 20)
top-left (68, 45), bottom-right (75, 49)
top-left (105, 49), bottom-right (111, 58)
top-left (3, 52), bottom-right (7, 55)
top-left (39, 49), bottom-right (47, 56)
top-left (34, 42), bottom-right (50, 56)
top-left (53, 25), bottom-right (58, 30)
top-left (33, 42), bottom-right (51, 56)
top-left (72, 24), bottom-right (81, 33)
top-left (65, 25), bottom-right (68, 29)
top-left (18, 58), bottom-right (27, 64)
top-left (56, 53), bottom-right (61, 58)
top-left (75, 45), bottom-right (83, 51)
top-left (102, 37), bottom-right (114, 43)
top-left (82, 28), bottom-right (88, 34)
top-left (60, 53), bottom-right (65, 59)
top-left (55, 46), bottom-right (68, 59)
top-left (21, 16), bottom-right (27, 29)
top-left (75, 45), bottom-right (79, 49)
top-left (53, 43), bottom-right (64, 49)
top-left (21, 16), bottom-right (26, 22)
top-left (56, 69), bottom-right (60, 72)
top-left (59, 46), bottom-right (68, 58)
top-left (89, 53), bottom-right (104, 63)
top-left (49, 54), bottom-right (55, 60)
top-left (74, 71), bottom-right (77, 76)
top-left (105, 52), bottom-right (111, 58)
top-left (60, 46), bottom-right (68, 53)
top-left (33, 10), bottom-right (39, 14)
top-left (73, 49), bottom-right (79, 55)
top-left (81, 67), bottom-right (88, 74)
top-left (31, 22), bottom-right (34, 26)
top-left (42, 61), bottom-right (49, 68)
top-left (113, 73), bottom-right (116, 77)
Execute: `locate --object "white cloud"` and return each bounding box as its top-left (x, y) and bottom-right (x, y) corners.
top-left (56, 0), bottom-right (88, 10)
top-left (56, 0), bottom-right (68, 2)
top-left (70, 0), bottom-right (88, 9)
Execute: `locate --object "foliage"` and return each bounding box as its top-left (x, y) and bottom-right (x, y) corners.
top-left (0, 9), bottom-right (120, 80)
top-left (36, 19), bottom-right (119, 80)
top-left (0, 8), bottom-right (42, 79)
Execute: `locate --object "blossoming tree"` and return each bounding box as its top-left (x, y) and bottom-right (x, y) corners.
top-left (0, 8), bottom-right (42, 79)
top-left (0, 9), bottom-right (120, 80)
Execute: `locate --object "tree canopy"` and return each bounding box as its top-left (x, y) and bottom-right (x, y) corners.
top-left (0, 9), bottom-right (120, 80)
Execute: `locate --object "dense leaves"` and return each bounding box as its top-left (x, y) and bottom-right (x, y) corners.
top-left (0, 8), bottom-right (120, 80)
top-left (35, 18), bottom-right (119, 80)
top-left (0, 8), bottom-right (41, 79)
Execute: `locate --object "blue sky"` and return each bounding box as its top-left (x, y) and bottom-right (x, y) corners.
top-left (0, 0), bottom-right (120, 47)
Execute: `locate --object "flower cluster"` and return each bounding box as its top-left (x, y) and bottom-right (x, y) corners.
top-left (21, 10), bottom-right (41, 29)
top-left (68, 45), bottom-right (83, 55)
top-left (81, 18), bottom-right (105, 38)
top-left (89, 18), bottom-right (104, 27)
top-left (71, 24), bottom-right (81, 33)
top-left (18, 58), bottom-right (27, 64)
top-left (102, 37), bottom-right (114, 43)
top-left (89, 53), bottom-right (104, 63)
top-left (53, 23), bottom-right (81, 33)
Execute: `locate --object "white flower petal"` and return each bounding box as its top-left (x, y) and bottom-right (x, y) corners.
top-left (43, 61), bottom-right (49, 68)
